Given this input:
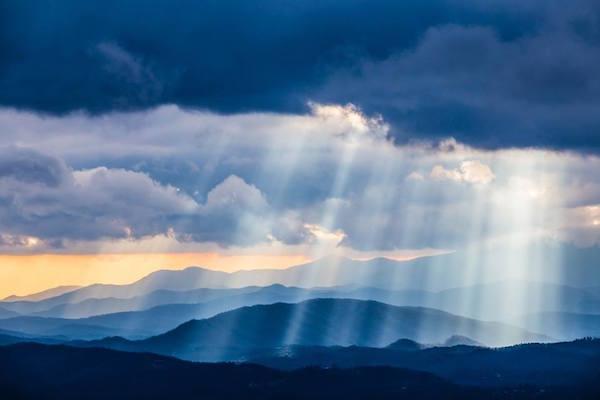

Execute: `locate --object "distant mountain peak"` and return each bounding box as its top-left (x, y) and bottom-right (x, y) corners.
top-left (442, 335), bottom-right (484, 347)
top-left (2, 286), bottom-right (81, 303)
top-left (385, 338), bottom-right (423, 351)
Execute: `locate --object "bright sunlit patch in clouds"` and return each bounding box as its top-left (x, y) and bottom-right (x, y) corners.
top-left (308, 102), bottom-right (389, 141)
top-left (0, 234), bottom-right (42, 248)
top-left (430, 160), bottom-right (495, 184)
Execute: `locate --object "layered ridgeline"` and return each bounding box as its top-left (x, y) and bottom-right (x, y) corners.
top-left (4, 246), bottom-right (600, 311)
top-left (1, 298), bottom-right (598, 342)
top-left (0, 254), bottom-right (598, 342)
top-left (72, 299), bottom-right (549, 360)
top-left (2, 279), bottom-right (599, 322)
top-left (2, 286), bottom-right (82, 303)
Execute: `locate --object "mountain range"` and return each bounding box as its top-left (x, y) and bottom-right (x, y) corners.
top-left (247, 338), bottom-right (600, 386)
top-left (2, 285), bottom-right (81, 302)
top-left (69, 299), bottom-right (549, 361)
top-left (3, 251), bottom-right (599, 317)
top-left (3, 279), bottom-right (599, 322)
top-left (1, 278), bottom-right (598, 341)
top-left (1, 253), bottom-right (599, 398)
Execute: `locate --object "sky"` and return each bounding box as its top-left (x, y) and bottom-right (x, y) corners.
top-left (1, 0), bottom-right (600, 297)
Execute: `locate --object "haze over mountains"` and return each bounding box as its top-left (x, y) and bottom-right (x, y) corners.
top-left (2, 286), bottom-right (82, 303)
top-left (0, 255), bottom-right (599, 344)
top-left (0, 252), bottom-right (598, 399)
top-left (68, 299), bottom-right (545, 361)
top-left (3, 253), bottom-right (600, 311)
top-left (0, 251), bottom-right (597, 398)
top-left (5, 277), bottom-right (600, 322)
top-left (6, 246), bottom-right (600, 301)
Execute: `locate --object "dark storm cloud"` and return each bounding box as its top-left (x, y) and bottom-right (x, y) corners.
top-left (320, 23), bottom-right (600, 152)
top-left (0, 0), bottom-right (598, 150)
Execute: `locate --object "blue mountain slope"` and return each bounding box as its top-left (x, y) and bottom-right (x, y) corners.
top-left (4, 277), bottom-right (599, 325)
top-left (2, 286), bottom-right (81, 302)
top-left (514, 312), bottom-right (600, 341)
top-left (0, 285), bottom-right (600, 340)
top-left (0, 306), bottom-right (19, 320)
top-left (79, 299), bottom-right (549, 361)
top-left (0, 316), bottom-right (145, 340)
top-left (29, 286), bottom-right (266, 318)
top-left (0, 285), bottom-right (342, 338)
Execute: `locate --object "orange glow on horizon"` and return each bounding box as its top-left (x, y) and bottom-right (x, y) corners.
top-left (0, 253), bottom-right (310, 299)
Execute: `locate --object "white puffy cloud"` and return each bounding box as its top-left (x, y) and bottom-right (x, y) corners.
top-left (430, 165), bottom-right (463, 182)
top-left (308, 102), bottom-right (389, 141)
top-left (430, 160), bottom-right (495, 184)
top-left (459, 160), bottom-right (495, 184)
top-left (204, 175), bottom-right (267, 211)
top-left (72, 167), bottom-right (198, 216)
top-left (405, 171), bottom-right (425, 181)
top-left (0, 149), bottom-right (200, 245)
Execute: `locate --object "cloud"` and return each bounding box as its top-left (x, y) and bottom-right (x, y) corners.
top-left (0, 106), bottom-right (599, 253)
top-left (0, 149), bottom-right (199, 245)
top-left (559, 204), bottom-right (600, 247)
top-left (0, 147), bottom-right (316, 250)
top-left (0, 147), bottom-right (69, 186)
top-left (430, 160), bottom-right (495, 184)
top-left (459, 160), bottom-right (495, 184)
top-left (430, 165), bottom-right (463, 182)
top-left (2, 0), bottom-right (599, 152)
top-left (0, 234), bottom-right (41, 248)
top-left (204, 175), bottom-right (267, 211)
top-left (405, 171), bottom-right (425, 181)
top-left (308, 103), bottom-right (389, 141)
top-left (318, 6), bottom-right (600, 152)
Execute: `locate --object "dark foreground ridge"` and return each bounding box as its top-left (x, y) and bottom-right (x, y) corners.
top-left (1, 342), bottom-right (599, 400)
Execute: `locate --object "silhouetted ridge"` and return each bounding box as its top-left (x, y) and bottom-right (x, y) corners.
top-left (386, 338), bottom-right (423, 351)
top-left (2, 341), bottom-right (600, 399)
top-left (442, 335), bottom-right (483, 347)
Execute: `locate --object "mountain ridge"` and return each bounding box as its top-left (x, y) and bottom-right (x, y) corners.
top-left (2, 339), bottom-right (600, 398)
top-left (75, 298), bottom-right (550, 361)
top-left (2, 285), bottom-right (81, 303)
top-left (1, 285), bottom-right (597, 341)
top-left (3, 255), bottom-right (598, 319)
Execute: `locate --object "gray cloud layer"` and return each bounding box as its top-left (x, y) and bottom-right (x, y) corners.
top-left (1, 106), bottom-right (599, 253)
